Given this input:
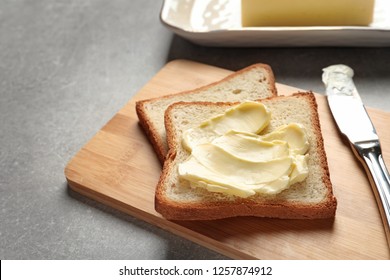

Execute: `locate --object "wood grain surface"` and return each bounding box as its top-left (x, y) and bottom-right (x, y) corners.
top-left (65, 59), bottom-right (390, 259)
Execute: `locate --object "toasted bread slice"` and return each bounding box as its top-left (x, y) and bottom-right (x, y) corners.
top-left (155, 93), bottom-right (337, 220)
top-left (136, 64), bottom-right (277, 163)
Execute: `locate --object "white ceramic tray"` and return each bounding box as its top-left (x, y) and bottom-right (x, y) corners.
top-left (160, 0), bottom-right (390, 47)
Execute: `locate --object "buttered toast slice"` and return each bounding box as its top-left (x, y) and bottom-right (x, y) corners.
top-left (155, 93), bottom-right (337, 220)
top-left (136, 64), bottom-right (277, 163)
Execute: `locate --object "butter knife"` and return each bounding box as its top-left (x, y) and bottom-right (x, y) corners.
top-left (322, 64), bottom-right (390, 248)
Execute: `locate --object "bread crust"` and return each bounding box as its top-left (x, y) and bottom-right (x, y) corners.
top-left (136, 63), bottom-right (277, 164)
top-left (155, 92), bottom-right (337, 220)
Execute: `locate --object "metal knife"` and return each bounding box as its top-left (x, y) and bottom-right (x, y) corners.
top-left (322, 64), bottom-right (390, 248)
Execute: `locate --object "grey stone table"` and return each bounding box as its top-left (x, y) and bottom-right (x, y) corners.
top-left (1, 0), bottom-right (389, 259)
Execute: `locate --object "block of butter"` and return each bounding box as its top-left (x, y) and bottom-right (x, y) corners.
top-left (241, 0), bottom-right (375, 27)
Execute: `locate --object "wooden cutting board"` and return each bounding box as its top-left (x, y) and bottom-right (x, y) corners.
top-left (65, 60), bottom-right (390, 259)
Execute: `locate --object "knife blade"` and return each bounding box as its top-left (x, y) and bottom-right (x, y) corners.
top-left (322, 64), bottom-right (390, 249)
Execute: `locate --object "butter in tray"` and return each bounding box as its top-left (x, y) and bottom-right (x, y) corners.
top-left (241, 0), bottom-right (375, 27)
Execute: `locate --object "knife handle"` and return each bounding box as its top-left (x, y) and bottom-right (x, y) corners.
top-left (351, 140), bottom-right (390, 248)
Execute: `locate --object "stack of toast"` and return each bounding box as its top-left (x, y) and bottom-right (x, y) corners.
top-left (136, 63), bottom-right (337, 220)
